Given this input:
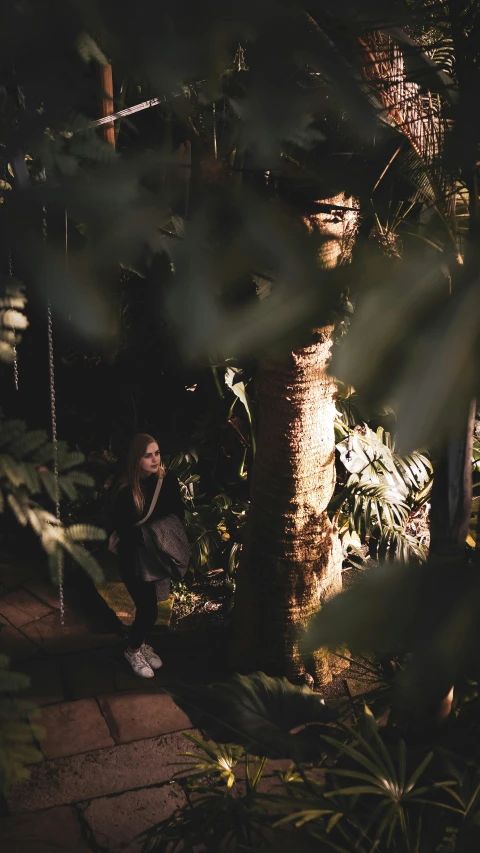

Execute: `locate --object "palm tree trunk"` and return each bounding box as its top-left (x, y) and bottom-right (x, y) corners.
top-left (429, 400), bottom-right (476, 558)
top-left (230, 197), bottom-right (357, 685)
top-left (232, 328), bottom-right (342, 683)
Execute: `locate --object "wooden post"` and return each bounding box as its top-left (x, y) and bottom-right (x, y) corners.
top-left (100, 64), bottom-right (115, 148)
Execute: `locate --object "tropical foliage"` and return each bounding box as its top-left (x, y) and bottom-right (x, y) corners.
top-left (167, 448), bottom-right (248, 577)
top-left (0, 412), bottom-right (105, 582)
top-left (134, 672), bottom-right (480, 852)
top-left (0, 274), bottom-right (27, 365)
top-left (0, 654), bottom-right (42, 794)
top-left (331, 417), bottom-right (432, 562)
top-left (1, 0), bottom-right (480, 835)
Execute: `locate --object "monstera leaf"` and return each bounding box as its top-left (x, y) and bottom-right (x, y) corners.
top-left (169, 671), bottom-right (336, 761)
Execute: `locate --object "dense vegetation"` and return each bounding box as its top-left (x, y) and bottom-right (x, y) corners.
top-left (1, 0), bottom-right (480, 849)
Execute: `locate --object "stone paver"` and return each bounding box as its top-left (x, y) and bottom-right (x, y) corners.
top-left (0, 588), bottom-right (53, 627)
top-left (7, 731), bottom-right (197, 813)
top-left (37, 698), bottom-right (115, 759)
top-left (0, 618), bottom-right (42, 660)
top-left (99, 691), bottom-right (192, 744)
top-left (63, 648), bottom-right (116, 700)
top-left (234, 757), bottom-right (293, 795)
top-left (24, 578), bottom-right (62, 610)
top-left (17, 658), bottom-right (64, 706)
top-left (153, 626), bottom-right (209, 651)
top-left (81, 783), bottom-right (186, 852)
top-left (113, 658), bottom-right (167, 692)
top-left (0, 555), bottom-right (248, 851)
top-left (21, 611), bottom-right (119, 655)
top-left (0, 805), bottom-right (92, 852)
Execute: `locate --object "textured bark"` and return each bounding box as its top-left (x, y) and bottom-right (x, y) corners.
top-left (232, 329), bottom-right (342, 682)
top-left (430, 399), bottom-right (476, 558)
top-left (231, 195), bottom-right (357, 683)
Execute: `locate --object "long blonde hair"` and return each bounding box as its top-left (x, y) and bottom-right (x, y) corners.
top-left (123, 433), bottom-right (161, 514)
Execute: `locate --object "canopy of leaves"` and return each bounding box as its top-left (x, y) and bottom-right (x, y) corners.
top-left (2, 0), bottom-right (476, 452)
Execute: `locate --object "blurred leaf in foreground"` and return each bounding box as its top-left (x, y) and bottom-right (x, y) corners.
top-left (330, 248), bottom-right (480, 451)
top-left (302, 555), bottom-right (480, 711)
top-left (166, 190), bottom-right (344, 362)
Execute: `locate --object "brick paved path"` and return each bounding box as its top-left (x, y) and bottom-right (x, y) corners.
top-left (0, 554), bottom-right (209, 852)
top-left (0, 553), bottom-right (366, 852)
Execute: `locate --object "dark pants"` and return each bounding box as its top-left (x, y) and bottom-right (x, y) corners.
top-left (118, 546), bottom-right (158, 649)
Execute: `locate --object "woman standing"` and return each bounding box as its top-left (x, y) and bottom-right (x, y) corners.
top-left (112, 433), bottom-right (184, 678)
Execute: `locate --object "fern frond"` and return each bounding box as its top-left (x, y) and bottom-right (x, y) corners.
top-left (0, 412), bottom-right (104, 588)
top-left (47, 547), bottom-right (64, 586)
top-left (67, 471), bottom-right (95, 488)
top-left (58, 476), bottom-right (78, 502)
top-left (378, 526), bottom-right (427, 562)
top-left (60, 538), bottom-right (103, 582)
top-left (427, 37), bottom-right (455, 74)
top-left (9, 431), bottom-right (49, 459)
top-left (25, 507), bottom-right (44, 537)
top-left (20, 464), bottom-right (41, 496)
top-left (58, 450), bottom-right (86, 472)
top-left (66, 524), bottom-right (106, 542)
top-left (31, 442), bottom-right (56, 465)
top-left (0, 279), bottom-right (28, 365)
top-left (7, 493), bottom-right (28, 526)
top-left (38, 470), bottom-right (59, 503)
top-left (0, 454), bottom-right (26, 488)
top-left (0, 420), bottom-right (26, 448)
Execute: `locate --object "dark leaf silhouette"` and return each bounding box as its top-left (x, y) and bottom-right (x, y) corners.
top-left (169, 671), bottom-right (336, 760)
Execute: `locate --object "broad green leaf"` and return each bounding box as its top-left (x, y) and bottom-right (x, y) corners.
top-left (169, 671), bottom-right (337, 760)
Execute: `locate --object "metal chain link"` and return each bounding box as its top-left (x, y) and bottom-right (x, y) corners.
top-left (43, 205), bottom-right (64, 625)
top-left (7, 249), bottom-right (19, 391)
top-left (5, 151), bottom-right (19, 391)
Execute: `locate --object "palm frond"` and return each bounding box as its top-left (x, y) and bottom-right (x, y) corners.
top-left (333, 420), bottom-right (432, 561)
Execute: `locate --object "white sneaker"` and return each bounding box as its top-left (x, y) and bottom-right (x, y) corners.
top-left (141, 643), bottom-right (163, 670)
top-left (124, 648), bottom-right (154, 678)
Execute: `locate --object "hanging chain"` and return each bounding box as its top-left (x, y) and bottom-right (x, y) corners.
top-left (5, 152), bottom-right (19, 390)
top-left (43, 205), bottom-right (64, 624)
top-left (345, 393), bottom-right (353, 461)
top-left (7, 248), bottom-right (19, 391)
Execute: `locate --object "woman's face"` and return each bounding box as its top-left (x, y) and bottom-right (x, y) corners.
top-left (139, 442), bottom-right (161, 478)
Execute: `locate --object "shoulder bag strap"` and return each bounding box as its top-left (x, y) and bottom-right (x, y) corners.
top-left (135, 476), bottom-right (164, 527)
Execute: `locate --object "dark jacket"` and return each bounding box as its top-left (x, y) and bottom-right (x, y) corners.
top-left (112, 472), bottom-right (184, 549)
